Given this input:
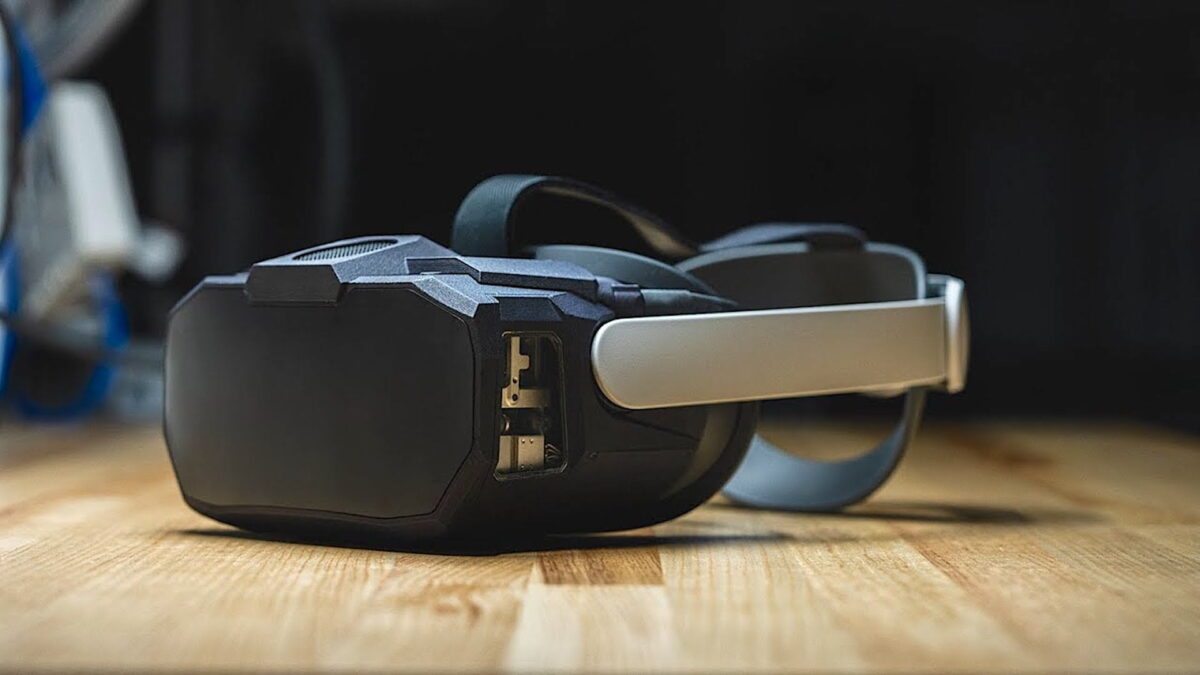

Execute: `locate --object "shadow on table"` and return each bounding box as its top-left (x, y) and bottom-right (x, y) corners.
top-left (178, 500), bottom-right (1100, 556)
top-left (179, 527), bottom-right (796, 557)
top-left (708, 499), bottom-right (1102, 526)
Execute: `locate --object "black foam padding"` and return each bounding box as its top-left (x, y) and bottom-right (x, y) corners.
top-left (679, 243), bottom-right (925, 310)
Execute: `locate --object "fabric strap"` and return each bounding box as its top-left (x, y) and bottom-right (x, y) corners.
top-left (722, 389), bottom-right (926, 511)
top-left (451, 174), bottom-right (698, 260)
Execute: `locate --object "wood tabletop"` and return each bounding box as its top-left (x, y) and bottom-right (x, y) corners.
top-left (1, 419), bottom-right (1198, 673)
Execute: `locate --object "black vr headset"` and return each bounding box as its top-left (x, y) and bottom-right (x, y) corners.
top-left (164, 175), bottom-right (968, 540)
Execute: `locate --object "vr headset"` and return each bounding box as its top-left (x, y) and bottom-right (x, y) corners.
top-left (165, 175), bottom-right (968, 540)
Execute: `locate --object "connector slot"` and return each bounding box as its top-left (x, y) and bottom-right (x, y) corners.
top-left (496, 333), bottom-right (564, 475)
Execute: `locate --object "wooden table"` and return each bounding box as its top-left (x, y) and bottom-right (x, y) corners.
top-left (1, 420), bottom-right (1198, 673)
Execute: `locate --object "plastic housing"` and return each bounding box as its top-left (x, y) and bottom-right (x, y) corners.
top-left (165, 236), bottom-right (755, 540)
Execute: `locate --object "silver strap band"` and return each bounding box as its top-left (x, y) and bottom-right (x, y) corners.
top-left (592, 276), bottom-right (966, 409)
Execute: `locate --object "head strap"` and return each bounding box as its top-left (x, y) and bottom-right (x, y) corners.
top-left (451, 174), bottom-right (698, 260)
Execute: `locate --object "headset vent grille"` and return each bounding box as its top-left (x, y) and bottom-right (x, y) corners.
top-left (295, 239), bottom-right (396, 261)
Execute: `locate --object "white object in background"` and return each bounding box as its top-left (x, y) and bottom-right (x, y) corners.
top-left (7, 0), bottom-right (144, 80)
top-left (13, 80), bottom-right (139, 319)
top-left (130, 221), bottom-right (185, 284)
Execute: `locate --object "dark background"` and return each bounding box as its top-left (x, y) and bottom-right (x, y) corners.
top-left (84, 1), bottom-right (1198, 428)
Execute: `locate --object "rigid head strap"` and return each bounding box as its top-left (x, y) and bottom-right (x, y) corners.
top-left (592, 275), bottom-right (967, 511)
top-left (451, 174), bottom-right (698, 260)
top-left (591, 276), bottom-right (965, 408)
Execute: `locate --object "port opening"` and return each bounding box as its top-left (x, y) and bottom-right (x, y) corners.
top-left (495, 333), bottom-right (566, 477)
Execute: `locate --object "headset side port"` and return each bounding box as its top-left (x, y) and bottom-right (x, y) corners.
top-left (496, 333), bottom-right (565, 476)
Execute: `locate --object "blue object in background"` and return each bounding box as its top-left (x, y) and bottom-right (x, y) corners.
top-left (0, 243), bottom-right (17, 395)
top-left (0, 19), bottom-right (41, 400)
top-left (13, 15), bottom-right (46, 131)
top-left (2, 18), bottom-right (128, 419)
top-left (13, 275), bottom-right (129, 421)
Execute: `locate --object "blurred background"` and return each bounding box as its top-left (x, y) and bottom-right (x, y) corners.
top-left (2, 0), bottom-right (1197, 430)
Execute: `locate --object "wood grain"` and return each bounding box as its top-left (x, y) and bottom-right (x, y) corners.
top-left (1, 419), bottom-right (1198, 673)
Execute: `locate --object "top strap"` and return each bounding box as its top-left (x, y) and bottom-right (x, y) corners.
top-left (450, 175), bottom-right (699, 260)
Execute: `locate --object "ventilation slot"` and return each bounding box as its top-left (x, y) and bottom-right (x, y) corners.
top-left (295, 239), bottom-right (395, 261)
